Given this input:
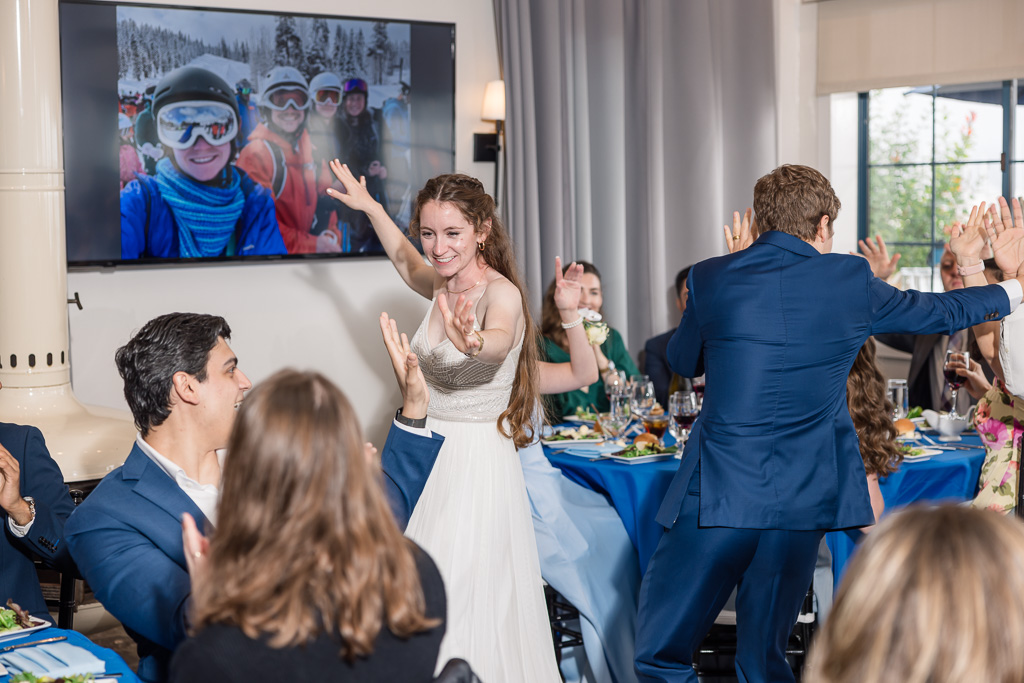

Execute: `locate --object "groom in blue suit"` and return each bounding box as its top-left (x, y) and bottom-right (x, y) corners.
top-left (634, 165), bottom-right (1024, 682)
top-left (65, 313), bottom-right (444, 683)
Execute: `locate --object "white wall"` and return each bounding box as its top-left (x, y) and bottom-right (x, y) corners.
top-left (67, 0), bottom-right (500, 446)
top-left (773, 0), bottom-right (858, 257)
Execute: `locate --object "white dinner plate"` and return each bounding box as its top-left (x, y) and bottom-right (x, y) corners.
top-left (0, 615), bottom-right (51, 642)
top-left (542, 437), bottom-right (607, 448)
top-left (901, 447), bottom-right (942, 461)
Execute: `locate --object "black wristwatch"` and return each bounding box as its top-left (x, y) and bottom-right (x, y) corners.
top-left (395, 407), bottom-right (427, 429)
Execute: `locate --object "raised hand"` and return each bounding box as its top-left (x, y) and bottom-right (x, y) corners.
top-left (724, 208), bottom-right (755, 254)
top-left (852, 235), bottom-right (901, 279)
top-left (437, 291), bottom-right (481, 356)
top-left (553, 256), bottom-right (584, 314)
top-left (326, 160), bottom-right (380, 215)
top-left (948, 202), bottom-right (988, 263)
top-left (986, 196), bottom-right (1024, 277)
top-left (379, 312), bottom-right (429, 418)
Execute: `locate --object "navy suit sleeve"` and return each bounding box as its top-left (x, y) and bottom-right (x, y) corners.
top-left (65, 502), bottom-right (191, 651)
top-left (379, 423), bottom-right (444, 531)
top-left (868, 274), bottom-right (1010, 336)
top-left (11, 426), bottom-right (75, 570)
top-left (667, 271), bottom-right (704, 379)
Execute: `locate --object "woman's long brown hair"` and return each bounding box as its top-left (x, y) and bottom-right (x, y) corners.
top-left (190, 370), bottom-right (440, 658)
top-left (409, 174), bottom-right (539, 448)
top-left (540, 261), bottom-right (601, 353)
top-left (847, 339), bottom-right (902, 476)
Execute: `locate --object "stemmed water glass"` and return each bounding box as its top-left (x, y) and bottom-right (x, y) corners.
top-left (601, 393), bottom-right (632, 442)
top-left (943, 348), bottom-right (970, 419)
top-left (669, 391), bottom-right (700, 443)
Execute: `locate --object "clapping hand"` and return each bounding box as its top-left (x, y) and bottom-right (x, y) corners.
top-left (724, 208), bottom-right (755, 254)
top-left (852, 235), bottom-right (901, 279)
top-left (986, 197), bottom-right (1024, 278)
top-left (0, 443), bottom-right (30, 525)
top-left (553, 256), bottom-right (584, 314)
top-left (379, 312), bottom-right (429, 419)
top-left (326, 161), bottom-right (380, 214)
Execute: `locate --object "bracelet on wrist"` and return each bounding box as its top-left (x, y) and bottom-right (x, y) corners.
top-left (465, 330), bottom-right (485, 358)
top-left (957, 261), bottom-right (985, 277)
top-left (395, 407), bottom-right (427, 429)
top-left (561, 315), bottom-right (584, 330)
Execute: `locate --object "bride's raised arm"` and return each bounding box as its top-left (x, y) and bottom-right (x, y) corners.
top-left (327, 160), bottom-right (437, 299)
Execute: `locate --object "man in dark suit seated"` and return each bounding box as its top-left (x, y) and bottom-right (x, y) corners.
top-left (65, 313), bottom-right (444, 683)
top-left (634, 165), bottom-right (1024, 683)
top-left (0, 389), bottom-right (76, 621)
top-left (643, 265), bottom-right (692, 407)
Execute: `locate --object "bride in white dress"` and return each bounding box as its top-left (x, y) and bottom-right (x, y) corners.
top-left (328, 163), bottom-right (560, 682)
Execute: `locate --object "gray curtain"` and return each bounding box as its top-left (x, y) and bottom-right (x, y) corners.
top-left (494, 0), bottom-right (776, 355)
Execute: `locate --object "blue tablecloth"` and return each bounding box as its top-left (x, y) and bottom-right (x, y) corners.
top-left (0, 627), bottom-right (138, 682)
top-left (545, 448), bottom-right (678, 573)
top-left (825, 435), bottom-right (986, 587)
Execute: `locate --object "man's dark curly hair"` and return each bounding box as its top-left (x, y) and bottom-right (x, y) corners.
top-left (115, 313), bottom-right (231, 436)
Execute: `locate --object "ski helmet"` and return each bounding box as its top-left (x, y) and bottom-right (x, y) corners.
top-left (152, 66), bottom-right (239, 121)
top-left (342, 77), bottom-right (368, 98)
top-left (236, 78), bottom-right (252, 94)
top-left (263, 66), bottom-right (309, 97)
top-left (310, 72), bottom-right (342, 95)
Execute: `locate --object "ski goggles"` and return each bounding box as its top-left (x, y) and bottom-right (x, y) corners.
top-left (314, 89), bottom-right (341, 105)
top-left (263, 87), bottom-right (311, 111)
top-left (156, 100), bottom-right (238, 150)
top-left (343, 78), bottom-right (368, 95)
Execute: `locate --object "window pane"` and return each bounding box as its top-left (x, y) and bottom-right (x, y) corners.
top-left (934, 162), bottom-right (1003, 230)
top-left (1017, 84), bottom-right (1024, 162)
top-left (868, 165), bottom-right (932, 269)
top-left (869, 88), bottom-right (933, 165)
top-left (1014, 162), bottom-right (1024, 203)
top-left (934, 84), bottom-right (1002, 162)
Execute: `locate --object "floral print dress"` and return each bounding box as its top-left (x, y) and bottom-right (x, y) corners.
top-left (971, 379), bottom-right (1024, 513)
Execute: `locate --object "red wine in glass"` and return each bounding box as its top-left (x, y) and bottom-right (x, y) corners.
top-left (692, 376), bottom-right (706, 399)
top-left (674, 413), bottom-right (698, 429)
top-left (942, 366), bottom-right (964, 389)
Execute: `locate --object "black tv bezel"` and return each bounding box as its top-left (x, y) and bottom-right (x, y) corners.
top-left (59, 0), bottom-right (456, 269)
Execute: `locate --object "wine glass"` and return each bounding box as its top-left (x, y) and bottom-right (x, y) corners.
top-left (691, 374), bottom-right (706, 406)
top-left (943, 349), bottom-right (970, 419)
top-left (669, 391), bottom-right (700, 443)
top-left (604, 369), bottom-right (628, 397)
top-left (631, 377), bottom-right (656, 416)
top-left (601, 393), bottom-right (632, 441)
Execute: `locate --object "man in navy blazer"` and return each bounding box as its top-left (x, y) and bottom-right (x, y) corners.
top-left (65, 313), bottom-right (444, 683)
top-left (634, 165), bottom-right (1024, 682)
top-left (0, 414), bottom-right (75, 621)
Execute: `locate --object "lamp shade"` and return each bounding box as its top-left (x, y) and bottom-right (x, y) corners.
top-left (481, 79), bottom-right (505, 121)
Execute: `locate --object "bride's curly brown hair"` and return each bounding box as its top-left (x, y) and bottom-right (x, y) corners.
top-left (847, 338), bottom-right (902, 476)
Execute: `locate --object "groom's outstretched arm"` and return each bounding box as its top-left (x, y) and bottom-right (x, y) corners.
top-left (380, 423), bottom-right (444, 530)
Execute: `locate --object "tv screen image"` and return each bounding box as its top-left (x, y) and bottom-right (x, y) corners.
top-left (60, 1), bottom-right (455, 266)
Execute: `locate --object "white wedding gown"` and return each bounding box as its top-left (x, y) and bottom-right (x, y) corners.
top-left (406, 303), bottom-right (560, 683)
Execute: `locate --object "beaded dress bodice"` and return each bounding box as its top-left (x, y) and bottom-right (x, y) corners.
top-left (410, 300), bottom-right (523, 422)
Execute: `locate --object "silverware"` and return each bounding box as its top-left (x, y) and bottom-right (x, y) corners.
top-left (0, 635), bottom-right (67, 653)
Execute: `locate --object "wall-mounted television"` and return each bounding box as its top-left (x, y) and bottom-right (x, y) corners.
top-left (59, 1), bottom-right (455, 267)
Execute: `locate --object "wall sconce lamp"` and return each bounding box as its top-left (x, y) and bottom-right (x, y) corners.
top-left (474, 79), bottom-right (505, 204)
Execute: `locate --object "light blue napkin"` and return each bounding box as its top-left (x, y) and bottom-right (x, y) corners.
top-left (0, 641), bottom-right (105, 678)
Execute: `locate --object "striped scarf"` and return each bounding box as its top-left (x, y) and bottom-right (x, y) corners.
top-left (155, 158), bottom-right (245, 258)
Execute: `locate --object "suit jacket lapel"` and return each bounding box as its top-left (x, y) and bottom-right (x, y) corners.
top-left (121, 445), bottom-right (211, 531)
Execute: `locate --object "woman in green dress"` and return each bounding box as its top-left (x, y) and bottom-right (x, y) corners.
top-left (540, 261), bottom-right (639, 420)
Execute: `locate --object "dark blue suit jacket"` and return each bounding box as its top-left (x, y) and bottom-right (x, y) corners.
top-left (657, 231), bottom-right (1011, 532)
top-left (65, 423), bottom-right (443, 683)
top-left (0, 422), bottom-right (75, 620)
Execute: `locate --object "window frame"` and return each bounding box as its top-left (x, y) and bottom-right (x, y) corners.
top-left (857, 80), bottom-right (1020, 287)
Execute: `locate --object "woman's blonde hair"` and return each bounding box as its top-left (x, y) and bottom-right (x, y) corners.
top-left (409, 173), bottom-right (539, 448)
top-left (807, 505), bottom-right (1024, 683)
top-left (190, 369), bottom-right (439, 659)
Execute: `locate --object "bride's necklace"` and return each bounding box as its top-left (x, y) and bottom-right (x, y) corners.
top-left (445, 269), bottom-right (488, 295)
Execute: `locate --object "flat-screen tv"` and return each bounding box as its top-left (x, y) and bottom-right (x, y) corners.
top-left (59, 1), bottom-right (455, 266)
